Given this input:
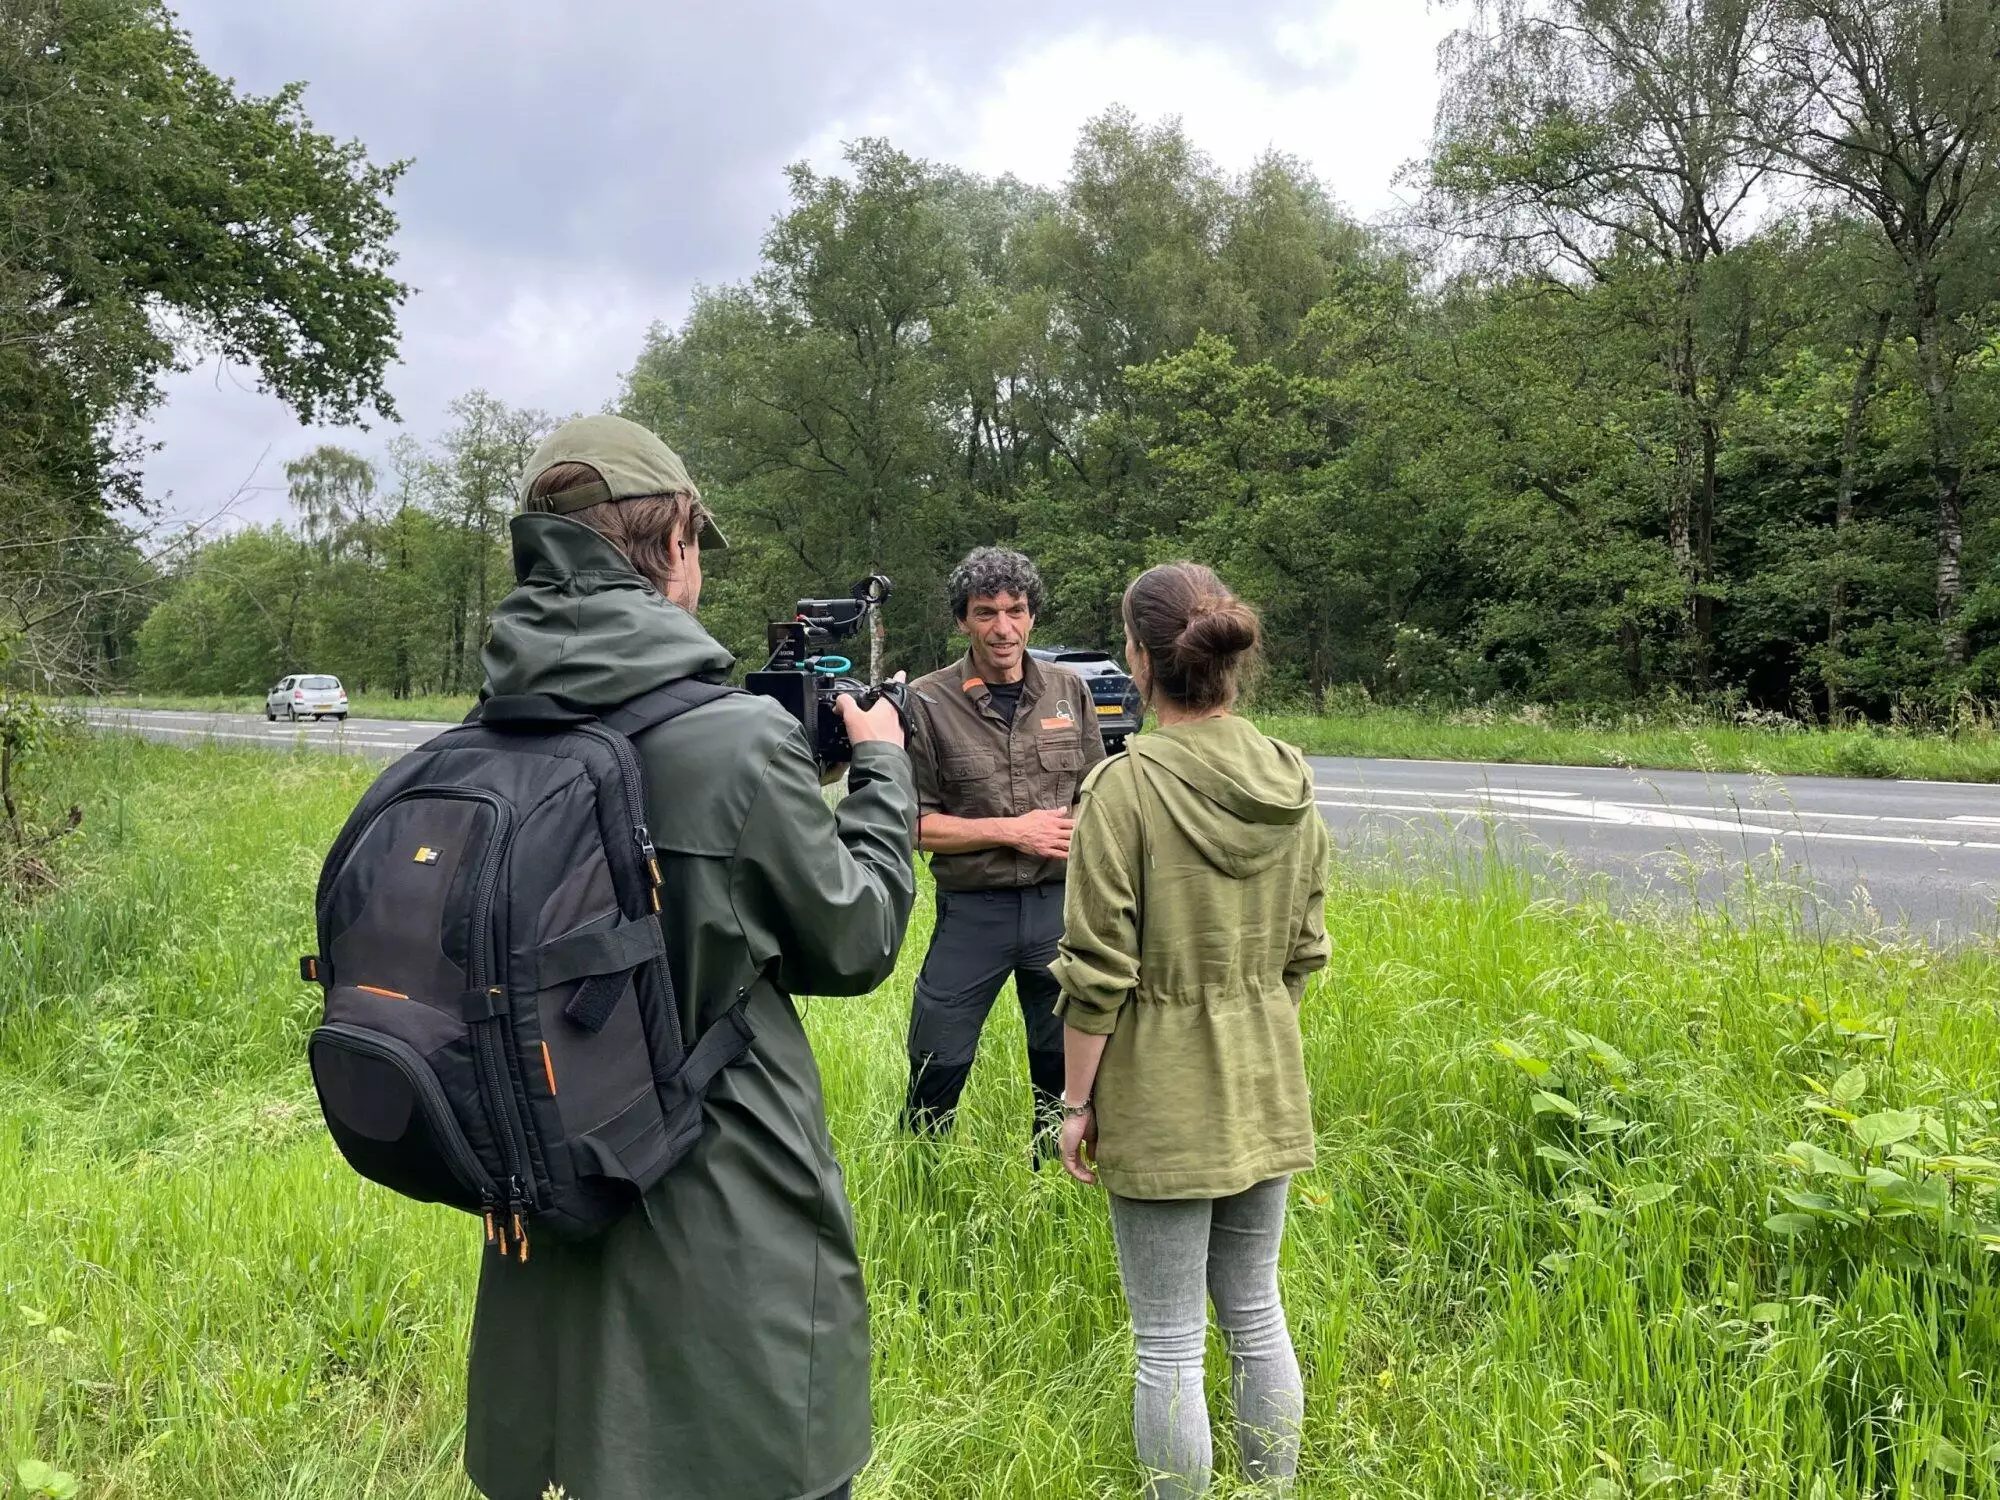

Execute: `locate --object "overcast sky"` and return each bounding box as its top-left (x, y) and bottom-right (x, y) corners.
top-left (148, 0), bottom-right (1457, 527)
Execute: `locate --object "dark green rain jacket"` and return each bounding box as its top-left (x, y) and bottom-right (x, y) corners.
top-left (463, 515), bottom-right (916, 1500)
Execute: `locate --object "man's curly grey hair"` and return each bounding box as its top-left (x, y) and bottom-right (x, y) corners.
top-left (947, 547), bottom-right (1043, 621)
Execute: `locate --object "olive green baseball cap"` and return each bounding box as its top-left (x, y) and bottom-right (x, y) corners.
top-left (517, 414), bottom-right (728, 549)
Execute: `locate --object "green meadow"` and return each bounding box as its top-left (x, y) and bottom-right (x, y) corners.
top-left (6, 735), bottom-right (2000, 1498)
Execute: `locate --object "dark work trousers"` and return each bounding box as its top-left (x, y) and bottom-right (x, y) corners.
top-left (904, 883), bottom-right (1068, 1151)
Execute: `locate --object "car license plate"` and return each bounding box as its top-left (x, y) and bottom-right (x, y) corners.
top-left (1096, 704), bottom-right (1121, 715)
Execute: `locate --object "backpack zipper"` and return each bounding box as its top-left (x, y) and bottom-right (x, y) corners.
top-left (462, 803), bottom-right (537, 1259)
top-left (575, 723), bottom-right (664, 906)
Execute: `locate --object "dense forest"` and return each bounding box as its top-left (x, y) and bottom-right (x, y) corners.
top-left (18, 0), bottom-right (2000, 719)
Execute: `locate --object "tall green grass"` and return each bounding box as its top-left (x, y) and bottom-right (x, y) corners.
top-left (6, 738), bottom-right (2000, 1497)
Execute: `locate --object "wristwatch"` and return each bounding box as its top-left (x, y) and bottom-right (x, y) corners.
top-left (1059, 1096), bottom-right (1092, 1119)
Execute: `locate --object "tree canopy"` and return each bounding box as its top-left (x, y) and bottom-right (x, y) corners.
top-left (121, 10), bottom-right (2000, 718)
top-left (1, 0), bottom-right (406, 685)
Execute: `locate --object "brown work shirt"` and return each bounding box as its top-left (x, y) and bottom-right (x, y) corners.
top-left (907, 652), bottom-right (1108, 891)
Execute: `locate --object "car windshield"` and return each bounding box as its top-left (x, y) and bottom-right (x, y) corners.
top-left (301, 676), bottom-right (341, 690)
top-left (1032, 647), bottom-right (1125, 674)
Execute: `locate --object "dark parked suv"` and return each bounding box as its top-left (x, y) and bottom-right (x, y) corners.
top-left (1028, 646), bottom-right (1144, 752)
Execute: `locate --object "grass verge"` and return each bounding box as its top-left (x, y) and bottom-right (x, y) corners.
top-left (1258, 703), bottom-right (2000, 782)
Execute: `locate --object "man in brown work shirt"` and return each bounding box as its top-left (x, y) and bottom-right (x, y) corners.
top-left (903, 547), bottom-right (1106, 1151)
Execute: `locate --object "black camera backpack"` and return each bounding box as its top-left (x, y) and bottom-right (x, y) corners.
top-left (299, 682), bottom-right (753, 1261)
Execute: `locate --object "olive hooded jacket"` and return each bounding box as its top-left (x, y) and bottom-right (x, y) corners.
top-left (1051, 716), bottom-right (1330, 1200)
top-left (462, 515), bottom-right (916, 1500)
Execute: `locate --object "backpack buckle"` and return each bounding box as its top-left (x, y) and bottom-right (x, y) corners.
top-left (299, 955), bottom-right (322, 984)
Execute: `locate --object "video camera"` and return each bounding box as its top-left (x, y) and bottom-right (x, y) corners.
top-left (746, 575), bottom-right (906, 767)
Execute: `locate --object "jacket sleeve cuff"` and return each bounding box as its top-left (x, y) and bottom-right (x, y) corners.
top-left (1054, 989), bottom-right (1123, 1035)
top-left (847, 740), bottom-right (913, 788)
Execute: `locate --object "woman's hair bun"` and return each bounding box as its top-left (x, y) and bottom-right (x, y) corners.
top-left (1175, 596), bottom-right (1258, 662)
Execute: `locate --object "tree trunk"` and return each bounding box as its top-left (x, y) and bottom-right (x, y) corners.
top-left (866, 502), bottom-right (883, 686)
top-left (1694, 409), bottom-right (1720, 691)
top-left (1668, 435), bottom-right (1695, 575)
top-left (1914, 275), bottom-right (1966, 668)
top-left (1668, 322), bottom-right (1704, 686)
top-left (447, 573), bottom-right (466, 695)
top-left (2, 737), bottom-right (18, 848)
top-left (473, 514), bottom-right (492, 673)
top-left (279, 571), bottom-right (304, 671)
top-left (1828, 309), bottom-right (1892, 724)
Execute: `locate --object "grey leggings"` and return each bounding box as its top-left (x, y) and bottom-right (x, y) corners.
top-left (1106, 1176), bottom-right (1303, 1499)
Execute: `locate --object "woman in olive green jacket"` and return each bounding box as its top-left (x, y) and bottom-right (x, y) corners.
top-left (1051, 562), bottom-right (1330, 1500)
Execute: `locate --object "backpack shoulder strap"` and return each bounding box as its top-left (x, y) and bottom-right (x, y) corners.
top-left (598, 677), bottom-right (740, 738)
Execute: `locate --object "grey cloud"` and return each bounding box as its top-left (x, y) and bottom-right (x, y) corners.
top-left (144, 0), bottom-right (1328, 523)
top-left (177, 0), bottom-right (1319, 272)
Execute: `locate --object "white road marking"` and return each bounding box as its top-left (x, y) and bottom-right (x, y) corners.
top-left (1317, 798), bottom-right (1618, 830)
top-left (1315, 792), bottom-right (1996, 854)
top-left (1478, 790), bottom-right (1760, 835)
top-left (1313, 777), bottom-right (1994, 832)
top-left (84, 717), bottom-right (433, 752)
top-left (1320, 780), bottom-right (1607, 801)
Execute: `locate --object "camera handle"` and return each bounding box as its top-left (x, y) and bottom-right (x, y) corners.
top-left (852, 679), bottom-right (908, 718)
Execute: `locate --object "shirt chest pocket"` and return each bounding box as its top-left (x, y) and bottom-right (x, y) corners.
top-left (941, 750), bottom-right (998, 787)
top-left (1036, 736), bottom-right (1084, 774)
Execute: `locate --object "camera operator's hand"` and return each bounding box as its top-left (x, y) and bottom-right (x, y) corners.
top-left (1010, 807), bottom-right (1075, 860)
top-left (837, 672), bottom-right (907, 751)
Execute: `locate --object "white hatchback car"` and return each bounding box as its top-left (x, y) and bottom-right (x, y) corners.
top-left (266, 673), bottom-right (349, 722)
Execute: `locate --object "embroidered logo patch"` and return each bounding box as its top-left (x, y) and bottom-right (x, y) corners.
top-left (413, 846), bottom-right (441, 865)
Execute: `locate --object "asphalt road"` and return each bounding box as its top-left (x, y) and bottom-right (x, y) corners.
top-left (1312, 756), bottom-right (2000, 941)
top-left (85, 706), bottom-right (458, 761)
top-left (87, 707), bottom-right (2000, 940)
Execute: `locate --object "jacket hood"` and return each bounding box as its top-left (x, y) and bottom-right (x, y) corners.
top-left (1128, 716), bottom-right (1316, 878)
top-left (480, 513), bottom-right (735, 707)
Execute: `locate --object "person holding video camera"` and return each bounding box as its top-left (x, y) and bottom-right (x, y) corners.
top-left (902, 547), bottom-right (1106, 1151)
top-left (462, 415), bottom-right (913, 1500)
